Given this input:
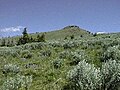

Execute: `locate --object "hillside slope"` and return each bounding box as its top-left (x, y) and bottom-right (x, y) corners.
top-left (30, 25), bottom-right (92, 40)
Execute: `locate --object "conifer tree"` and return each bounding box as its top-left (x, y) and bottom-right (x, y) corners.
top-left (22, 28), bottom-right (29, 44)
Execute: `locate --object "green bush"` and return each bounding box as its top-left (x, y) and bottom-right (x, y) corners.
top-left (2, 64), bottom-right (20, 76)
top-left (101, 60), bottom-right (120, 90)
top-left (40, 50), bottom-right (51, 57)
top-left (20, 50), bottom-right (33, 59)
top-left (59, 50), bottom-right (70, 59)
top-left (66, 60), bottom-right (102, 90)
top-left (65, 60), bottom-right (120, 90)
top-left (101, 45), bottom-right (120, 62)
top-left (2, 74), bottom-right (32, 90)
top-left (69, 50), bottom-right (88, 65)
top-left (53, 58), bottom-right (63, 69)
top-left (2, 64), bottom-right (33, 90)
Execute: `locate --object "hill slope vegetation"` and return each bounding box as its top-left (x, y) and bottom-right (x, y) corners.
top-left (0, 26), bottom-right (120, 90)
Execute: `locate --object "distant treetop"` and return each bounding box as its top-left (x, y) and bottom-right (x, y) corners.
top-left (22, 27), bottom-right (28, 35)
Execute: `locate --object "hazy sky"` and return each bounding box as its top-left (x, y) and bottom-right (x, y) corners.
top-left (0, 0), bottom-right (120, 37)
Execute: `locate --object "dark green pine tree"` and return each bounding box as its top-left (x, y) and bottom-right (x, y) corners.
top-left (22, 28), bottom-right (29, 44)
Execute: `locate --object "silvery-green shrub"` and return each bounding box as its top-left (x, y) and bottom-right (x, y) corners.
top-left (63, 41), bottom-right (79, 49)
top-left (66, 60), bottom-right (120, 90)
top-left (2, 64), bottom-right (33, 90)
top-left (2, 75), bottom-right (32, 90)
top-left (101, 60), bottom-right (120, 90)
top-left (69, 50), bottom-right (89, 65)
top-left (101, 45), bottom-right (120, 62)
top-left (40, 50), bottom-right (51, 57)
top-left (48, 41), bottom-right (62, 47)
top-left (67, 60), bottom-right (102, 90)
top-left (59, 50), bottom-right (70, 59)
top-left (0, 48), bottom-right (19, 57)
top-left (21, 75), bottom-right (33, 90)
top-left (2, 64), bottom-right (20, 76)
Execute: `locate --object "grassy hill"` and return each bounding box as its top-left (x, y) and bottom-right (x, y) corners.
top-left (29, 25), bottom-right (92, 40)
top-left (0, 26), bottom-right (120, 90)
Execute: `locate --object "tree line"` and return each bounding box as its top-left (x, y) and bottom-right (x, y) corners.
top-left (0, 28), bottom-right (45, 47)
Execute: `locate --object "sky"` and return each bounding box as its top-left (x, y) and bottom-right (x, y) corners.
top-left (0, 0), bottom-right (120, 37)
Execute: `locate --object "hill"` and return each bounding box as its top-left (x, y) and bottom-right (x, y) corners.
top-left (29, 25), bottom-right (92, 40)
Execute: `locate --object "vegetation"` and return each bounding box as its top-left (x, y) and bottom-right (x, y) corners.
top-left (0, 25), bottom-right (120, 90)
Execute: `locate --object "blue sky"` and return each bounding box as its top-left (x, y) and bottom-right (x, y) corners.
top-left (0, 0), bottom-right (120, 37)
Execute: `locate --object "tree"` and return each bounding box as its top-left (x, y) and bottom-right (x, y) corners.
top-left (17, 37), bottom-right (22, 45)
top-left (1, 39), bottom-right (6, 46)
top-left (30, 36), bottom-right (34, 43)
top-left (22, 27), bottom-right (28, 35)
top-left (37, 33), bottom-right (45, 42)
top-left (7, 40), bottom-right (10, 47)
top-left (40, 33), bottom-right (45, 42)
top-left (22, 28), bottom-right (30, 44)
top-left (93, 33), bottom-right (97, 37)
top-left (17, 28), bottom-right (30, 45)
top-left (37, 35), bottom-right (41, 42)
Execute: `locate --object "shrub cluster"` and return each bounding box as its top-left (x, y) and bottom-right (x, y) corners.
top-left (101, 45), bottom-right (120, 62)
top-left (66, 60), bottom-right (120, 90)
top-left (2, 64), bottom-right (33, 90)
